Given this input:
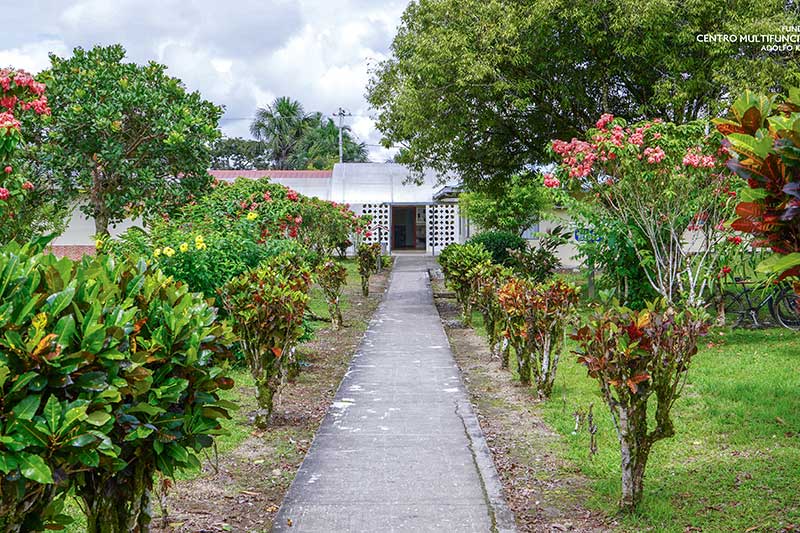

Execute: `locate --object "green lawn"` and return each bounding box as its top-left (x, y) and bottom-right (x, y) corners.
top-left (481, 313), bottom-right (800, 531)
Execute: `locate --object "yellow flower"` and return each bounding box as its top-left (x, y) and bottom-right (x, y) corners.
top-left (153, 248), bottom-right (162, 257)
top-left (179, 242), bottom-right (189, 253)
top-left (95, 239), bottom-right (103, 249)
top-left (162, 247), bottom-right (175, 257)
top-left (195, 242), bottom-right (207, 250)
top-left (195, 235), bottom-right (205, 244)
top-left (246, 211), bottom-right (258, 221)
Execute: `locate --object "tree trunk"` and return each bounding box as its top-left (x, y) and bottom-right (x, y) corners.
top-left (254, 373), bottom-right (280, 428)
top-left (361, 276), bottom-right (369, 297)
top-left (500, 338), bottom-right (510, 369)
top-left (516, 346), bottom-right (531, 386)
top-left (617, 408), bottom-right (650, 512)
top-left (328, 299), bottom-right (343, 330)
top-left (461, 300), bottom-right (473, 327)
top-left (83, 461), bottom-right (153, 533)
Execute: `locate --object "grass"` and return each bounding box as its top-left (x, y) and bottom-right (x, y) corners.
top-left (472, 305), bottom-right (800, 532)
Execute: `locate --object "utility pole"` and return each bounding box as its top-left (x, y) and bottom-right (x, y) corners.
top-left (334, 107), bottom-right (351, 163)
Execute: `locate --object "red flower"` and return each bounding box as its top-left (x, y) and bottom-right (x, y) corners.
top-left (263, 191), bottom-right (272, 202)
top-left (0, 187), bottom-right (9, 200)
top-left (22, 181), bottom-right (33, 191)
top-left (286, 189), bottom-right (299, 201)
top-left (543, 174), bottom-right (561, 188)
top-left (3, 166), bottom-right (11, 174)
top-left (727, 236), bottom-right (743, 245)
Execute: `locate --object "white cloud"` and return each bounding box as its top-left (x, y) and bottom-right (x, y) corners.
top-left (0, 0), bottom-right (408, 161)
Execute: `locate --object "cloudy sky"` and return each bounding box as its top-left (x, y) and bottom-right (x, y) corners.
top-left (1, 0), bottom-right (409, 161)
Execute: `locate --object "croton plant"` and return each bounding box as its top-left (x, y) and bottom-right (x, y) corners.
top-left (714, 89), bottom-right (800, 289)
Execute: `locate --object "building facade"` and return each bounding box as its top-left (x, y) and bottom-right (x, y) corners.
top-left (210, 163), bottom-right (467, 255)
top-left (52, 162), bottom-right (580, 266)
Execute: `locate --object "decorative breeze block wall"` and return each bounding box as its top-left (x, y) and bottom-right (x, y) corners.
top-left (361, 203), bottom-right (390, 245)
top-left (427, 203), bottom-right (459, 249)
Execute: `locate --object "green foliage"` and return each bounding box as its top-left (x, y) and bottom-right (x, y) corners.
top-left (0, 240), bottom-right (234, 532)
top-left (714, 89), bottom-right (800, 283)
top-left (507, 226), bottom-right (570, 284)
top-left (220, 253), bottom-right (312, 428)
top-left (40, 44), bottom-right (223, 235)
top-left (109, 178), bottom-right (363, 305)
top-left (553, 118), bottom-right (739, 306)
top-left (497, 278), bottom-right (579, 396)
top-left (249, 98), bottom-right (368, 170)
top-left (316, 258), bottom-right (348, 329)
top-left (368, 0), bottom-right (798, 191)
top-left (356, 243), bottom-right (381, 297)
top-left (459, 174), bottom-right (549, 233)
top-left (470, 262), bottom-right (513, 366)
top-left (289, 114), bottom-right (369, 170)
top-left (466, 231), bottom-right (526, 265)
top-left (438, 242), bottom-right (492, 325)
top-left (210, 137), bottom-right (270, 170)
top-left (571, 300), bottom-right (709, 511)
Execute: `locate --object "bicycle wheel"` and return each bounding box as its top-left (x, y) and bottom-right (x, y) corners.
top-left (772, 288), bottom-right (800, 331)
top-left (721, 290), bottom-right (748, 328)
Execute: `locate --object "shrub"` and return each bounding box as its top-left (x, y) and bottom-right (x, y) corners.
top-left (0, 241), bottom-right (235, 532)
top-left (438, 242), bottom-right (492, 325)
top-left (467, 231), bottom-right (526, 265)
top-left (714, 90), bottom-right (800, 284)
top-left (571, 300), bottom-right (709, 511)
top-left (316, 258), bottom-right (348, 329)
top-left (220, 253), bottom-right (312, 428)
top-left (497, 278), bottom-right (579, 396)
top-left (508, 225), bottom-right (571, 283)
top-left (0, 68), bottom-right (52, 246)
top-left (471, 262), bottom-right (513, 366)
top-left (356, 243), bottom-right (381, 297)
top-left (551, 116), bottom-right (738, 306)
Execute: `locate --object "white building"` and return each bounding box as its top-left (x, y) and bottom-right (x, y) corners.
top-left (52, 162), bottom-right (580, 265)
top-left (209, 163), bottom-right (467, 255)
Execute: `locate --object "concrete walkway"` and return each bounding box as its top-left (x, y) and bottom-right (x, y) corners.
top-left (274, 256), bottom-right (515, 532)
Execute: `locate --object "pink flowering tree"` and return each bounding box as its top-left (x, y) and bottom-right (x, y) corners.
top-left (549, 116), bottom-right (740, 306)
top-left (0, 69), bottom-right (51, 244)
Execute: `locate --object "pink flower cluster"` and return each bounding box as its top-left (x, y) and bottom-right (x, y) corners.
top-left (643, 146), bottom-right (665, 164)
top-left (286, 189), bottom-right (299, 201)
top-left (0, 187), bottom-right (8, 200)
top-left (595, 113), bottom-right (614, 130)
top-left (551, 138), bottom-right (597, 178)
top-left (0, 112), bottom-right (21, 131)
top-left (543, 174), bottom-right (560, 188)
top-left (682, 148), bottom-right (716, 168)
top-left (0, 69), bottom-right (49, 116)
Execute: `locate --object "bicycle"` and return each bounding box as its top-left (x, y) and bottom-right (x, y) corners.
top-left (721, 279), bottom-right (800, 330)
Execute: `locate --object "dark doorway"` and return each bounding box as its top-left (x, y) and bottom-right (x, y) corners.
top-left (391, 205), bottom-right (426, 250)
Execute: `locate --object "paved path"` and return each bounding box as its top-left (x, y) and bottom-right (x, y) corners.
top-left (274, 256), bottom-right (515, 532)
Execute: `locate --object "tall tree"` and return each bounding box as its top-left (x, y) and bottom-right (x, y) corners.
top-left (41, 44), bottom-right (222, 235)
top-left (210, 137), bottom-right (270, 170)
top-left (367, 0), bottom-right (799, 191)
top-left (289, 113), bottom-right (369, 169)
top-left (249, 97), bottom-right (313, 170)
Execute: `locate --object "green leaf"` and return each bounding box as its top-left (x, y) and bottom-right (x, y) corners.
top-left (85, 411), bottom-right (112, 426)
top-left (43, 395), bottom-right (61, 434)
top-left (19, 453), bottom-right (53, 484)
top-left (12, 395), bottom-right (42, 421)
top-left (757, 253), bottom-right (800, 276)
top-left (46, 286), bottom-right (76, 316)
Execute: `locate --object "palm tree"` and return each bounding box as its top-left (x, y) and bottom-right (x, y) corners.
top-left (249, 97), bottom-right (312, 169)
top-left (289, 115), bottom-right (370, 170)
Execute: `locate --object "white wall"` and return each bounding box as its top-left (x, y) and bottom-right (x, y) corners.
top-left (52, 207), bottom-right (144, 246)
